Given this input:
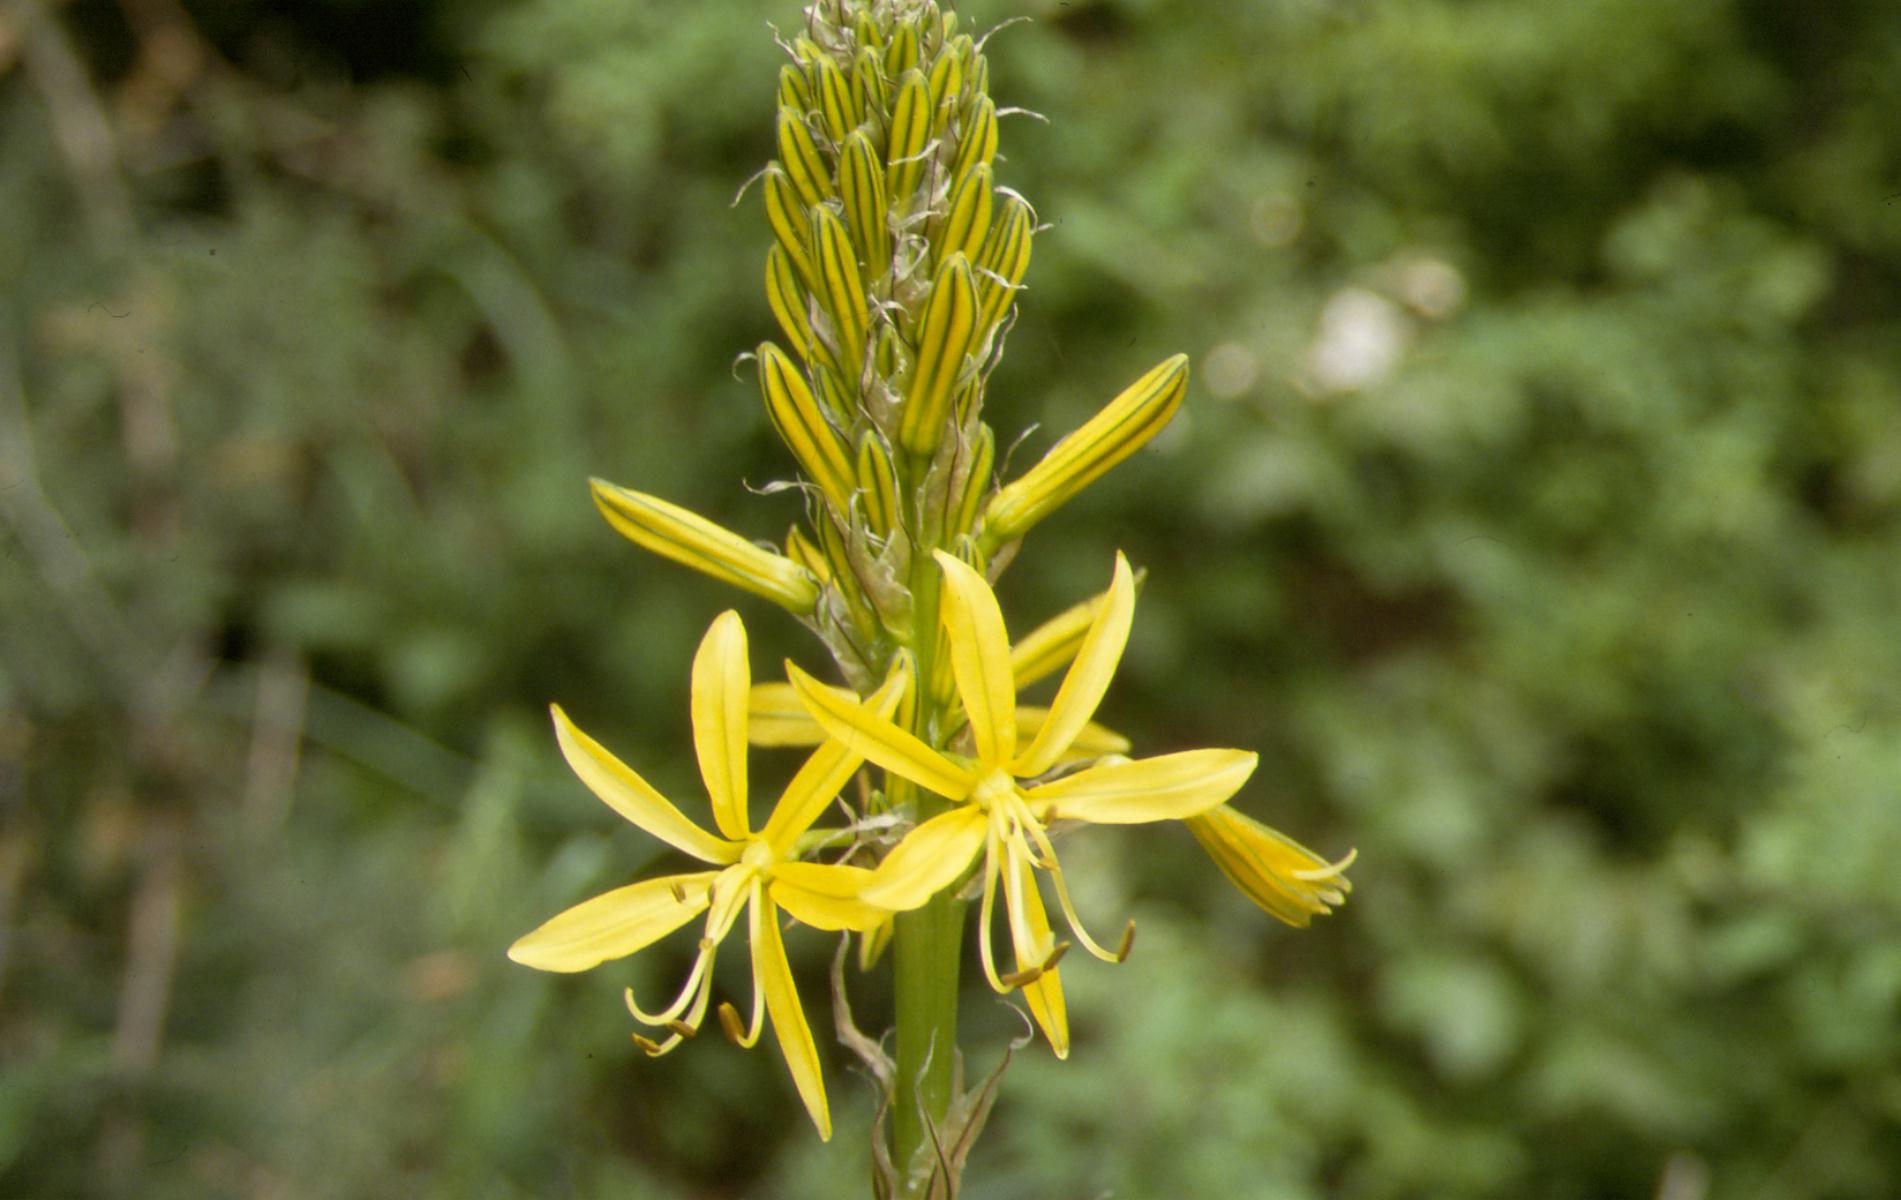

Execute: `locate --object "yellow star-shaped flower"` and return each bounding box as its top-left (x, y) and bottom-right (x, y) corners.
top-left (508, 610), bottom-right (902, 1140)
top-left (788, 551), bottom-right (1257, 1056)
top-left (755, 577), bottom-right (1354, 930)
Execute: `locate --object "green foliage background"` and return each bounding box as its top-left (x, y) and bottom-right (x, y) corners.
top-left (5, 0), bottom-right (1899, 1196)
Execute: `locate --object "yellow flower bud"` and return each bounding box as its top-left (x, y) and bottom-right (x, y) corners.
top-left (981, 354), bottom-right (1189, 547)
top-left (758, 343), bottom-right (855, 508)
top-left (898, 253), bottom-right (978, 458)
top-left (590, 479), bottom-right (819, 614)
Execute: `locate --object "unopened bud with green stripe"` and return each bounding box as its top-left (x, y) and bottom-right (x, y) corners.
top-left (898, 252), bottom-right (978, 457)
top-left (938, 162), bottom-right (994, 264)
top-left (855, 432), bottom-right (904, 536)
top-left (981, 354), bottom-right (1190, 549)
top-left (590, 478), bottom-right (819, 614)
top-left (948, 422), bottom-right (994, 539)
top-left (974, 192), bottom-right (1033, 347)
top-left (759, 342), bottom-right (855, 508)
top-left (811, 207), bottom-right (870, 376)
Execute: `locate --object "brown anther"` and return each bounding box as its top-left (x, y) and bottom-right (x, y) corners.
top-left (666, 1019), bottom-right (699, 1039)
top-left (998, 964), bottom-right (1043, 988)
top-left (1114, 919), bottom-right (1137, 962)
top-left (1041, 940), bottom-right (1072, 972)
top-left (631, 1032), bottom-right (665, 1056)
top-left (717, 1001), bottom-right (747, 1045)
top-left (669, 881), bottom-right (688, 903)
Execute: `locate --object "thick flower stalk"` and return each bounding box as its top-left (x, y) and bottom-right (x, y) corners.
top-left (509, 3), bottom-right (1353, 1195)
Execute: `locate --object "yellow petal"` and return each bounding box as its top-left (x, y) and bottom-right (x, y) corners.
top-left (747, 682), bottom-right (826, 747)
top-left (551, 706), bottom-right (737, 864)
top-left (507, 871), bottom-right (717, 973)
top-left (857, 915), bottom-right (893, 970)
top-left (760, 665), bottom-right (906, 848)
top-left (753, 893), bottom-right (832, 1140)
top-left (1011, 553), bottom-right (1134, 778)
top-left (787, 662), bottom-right (976, 801)
top-left (691, 612), bottom-right (751, 841)
top-left (1015, 707), bottom-right (1131, 761)
top-left (1186, 805), bottom-right (1354, 928)
top-left (982, 354), bottom-right (1189, 548)
top-left (1009, 588), bottom-right (1108, 690)
top-left (933, 550), bottom-right (1018, 768)
top-left (1007, 852), bottom-right (1068, 1058)
top-left (770, 863), bottom-right (887, 931)
top-left (858, 806), bottom-right (988, 911)
top-left (589, 479), bottom-right (819, 614)
top-left (1025, 748), bottom-right (1257, 825)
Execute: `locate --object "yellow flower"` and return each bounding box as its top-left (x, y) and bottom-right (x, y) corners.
top-left (754, 576), bottom-right (1356, 930)
top-left (788, 550), bottom-right (1257, 1056)
top-left (508, 610), bottom-right (903, 1140)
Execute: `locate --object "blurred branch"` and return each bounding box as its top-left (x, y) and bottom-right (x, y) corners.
top-left (8, 0), bottom-right (134, 242)
top-left (101, 813), bottom-right (183, 1193)
top-left (0, 319), bottom-right (145, 695)
top-left (202, 663), bottom-right (600, 832)
top-left (0, 714), bottom-right (23, 1001)
top-left (242, 647), bottom-right (309, 841)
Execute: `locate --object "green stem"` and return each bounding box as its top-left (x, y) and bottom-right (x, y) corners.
top-left (888, 476), bottom-right (961, 1192)
top-left (891, 888), bottom-right (964, 1190)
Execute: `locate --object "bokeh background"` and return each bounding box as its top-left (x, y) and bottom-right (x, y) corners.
top-left (6, 0), bottom-right (1901, 1196)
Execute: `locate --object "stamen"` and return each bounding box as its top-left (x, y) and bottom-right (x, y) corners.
top-left (999, 963), bottom-right (1043, 988)
top-left (1292, 847), bottom-right (1359, 882)
top-left (1114, 919), bottom-right (1136, 963)
top-left (623, 944), bottom-right (712, 1026)
top-left (975, 828), bottom-right (1009, 993)
top-left (998, 942), bottom-right (1068, 989)
top-left (725, 892), bottom-right (770, 1049)
top-left (717, 1002), bottom-right (747, 1046)
top-left (1016, 799), bottom-right (1125, 964)
top-left (631, 972), bottom-right (713, 1060)
top-left (631, 1032), bottom-right (666, 1056)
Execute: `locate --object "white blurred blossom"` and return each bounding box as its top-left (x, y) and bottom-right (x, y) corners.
top-left (1307, 287), bottom-right (1411, 394)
